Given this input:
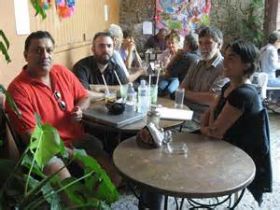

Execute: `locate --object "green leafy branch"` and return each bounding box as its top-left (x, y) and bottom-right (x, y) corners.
top-left (0, 30), bottom-right (11, 63)
top-left (0, 88), bottom-right (118, 209)
top-left (0, 115), bottom-right (119, 209)
top-left (0, 85), bottom-right (21, 117)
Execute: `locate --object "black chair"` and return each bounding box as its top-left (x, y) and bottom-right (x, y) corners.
top-left (0, 108), bottom-right (26, 154)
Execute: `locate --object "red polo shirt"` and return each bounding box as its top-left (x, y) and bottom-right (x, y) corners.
top-left (6, 64), bottom-right (88, 144)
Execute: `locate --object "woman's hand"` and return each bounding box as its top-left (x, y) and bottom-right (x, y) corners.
top-left (200, 125), bottom-right (223, 139)
top-left (200, 126), bottom-right (210, 136)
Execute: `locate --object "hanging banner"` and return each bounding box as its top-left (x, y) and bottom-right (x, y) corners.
top-left (155, 0), bottom-right (211, 35)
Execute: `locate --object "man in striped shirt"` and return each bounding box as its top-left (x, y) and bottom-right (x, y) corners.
top-left (181, 26), bottom-right (228, 126)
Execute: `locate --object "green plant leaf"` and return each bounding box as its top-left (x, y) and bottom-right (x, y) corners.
top-left (0, 29), bottom-right (11, 63)
top-left (21, 153), bottom-right (46, 178)
top-left (0, 42), bottom-right (11, 63)
top-left (62, 177), bottom-right (110, 210)
top-left (61, 177), bottom-right (91, 205)
top-left (0, 85), bottom-right (21, 117)
top-left (29, 123), bottom-right (65, 168)
top-left (21, 161), bottom-right (67, 208)
top-left (0, 30), bottom-right (10, 49)
top-left (26, 175), bottom-right (62, 209)
top-left (73, 149), bottom-right (119, 204)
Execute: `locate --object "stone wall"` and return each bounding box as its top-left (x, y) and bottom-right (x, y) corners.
top-left (119, 0), bottom-right (155, 52)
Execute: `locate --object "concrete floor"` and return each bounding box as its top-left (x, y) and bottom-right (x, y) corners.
top-left (112, 112), bottom-right (280, 210)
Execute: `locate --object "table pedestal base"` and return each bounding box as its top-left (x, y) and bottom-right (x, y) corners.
top-left (163, 189), bottom-right (245, 210)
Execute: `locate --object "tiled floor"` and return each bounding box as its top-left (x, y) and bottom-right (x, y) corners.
top-left (112, 112), bottom-right (280, 209)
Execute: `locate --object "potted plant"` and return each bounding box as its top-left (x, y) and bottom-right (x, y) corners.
top-left (0, 87), bottom-right (119, 209)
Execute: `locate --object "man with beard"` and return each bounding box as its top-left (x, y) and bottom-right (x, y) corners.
top-left (5, 31), bottom-right (120, 185)
top-left (180, 26), bottom-right (228, 127)
top-left (73, 32), bottom-right (128, 99)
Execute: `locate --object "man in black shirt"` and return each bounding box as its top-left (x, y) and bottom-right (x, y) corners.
top-left (73, 32), bottom-right (128, 99)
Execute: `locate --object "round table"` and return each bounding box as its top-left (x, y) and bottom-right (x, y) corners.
top-left (113, 132), bottom-right (256, 208)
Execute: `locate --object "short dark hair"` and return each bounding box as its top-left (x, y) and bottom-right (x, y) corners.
top-left (123, 30), bottom-right (133, 39)
top-left (268, 31), bottom-right (280, 44)
top-left (25, 31), bottom-right (55, 52)
top-left (184, 33), bottom-right (199, 51)
top-left (199, 26), bottom-right (223, 46)
top-left (225, 39), bottom-right (259, 78)
top-left (157, 28), bottom-right (168, 35)
top-left (93, 32), bottom-right (113, 43)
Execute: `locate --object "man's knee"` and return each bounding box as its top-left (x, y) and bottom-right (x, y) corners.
top-left (73, 134), bottom-right (105, 157)
top-left (44, 156), bottom-right (71, 180)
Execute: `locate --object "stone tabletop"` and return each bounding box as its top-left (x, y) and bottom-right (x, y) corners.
top-left (113, 132), bottom-right (256, 198)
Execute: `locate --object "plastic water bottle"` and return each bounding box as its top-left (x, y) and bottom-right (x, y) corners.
top-left (125, 83), bottom-right (137, 112)
top-left (138, 80), bottom-right (149, 113)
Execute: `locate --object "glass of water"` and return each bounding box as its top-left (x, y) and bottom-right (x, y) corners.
top-left (150, 85), bottom-right (158, 105)
top-left (174, 88), bottom-right (185, 109)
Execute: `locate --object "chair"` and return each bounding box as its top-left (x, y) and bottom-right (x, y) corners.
top-left (252, 72), bottom-right (280, 101)
top-left (251, 72), bottom-right (268, 99)
top-left (0, 108), bottom-right (25, 157)
top-left (253, 72), bottom-right (280, 113)
top-left (246, 108), bottom-right (272, 205)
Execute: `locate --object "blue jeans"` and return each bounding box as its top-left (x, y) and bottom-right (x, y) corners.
top-left (159, 77), bottom-right (179, 94)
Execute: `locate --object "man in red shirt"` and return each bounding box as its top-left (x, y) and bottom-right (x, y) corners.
top-left (6, 31), bottom-right (118, 183)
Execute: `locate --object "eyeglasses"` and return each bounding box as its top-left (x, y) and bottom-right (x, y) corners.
top-left (54, 91), bottom-right (67, 111)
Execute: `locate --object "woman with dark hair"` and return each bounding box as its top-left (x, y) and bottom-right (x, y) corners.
top-left (201, 40), bottom-right (272, 205)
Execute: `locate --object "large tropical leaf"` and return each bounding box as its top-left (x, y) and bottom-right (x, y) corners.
top-left (24, 175), bottom-right (62, 210)
top-left (73, 149), bottom-right (119, 204)
top-left (29, 123), bottom-right (65, 168)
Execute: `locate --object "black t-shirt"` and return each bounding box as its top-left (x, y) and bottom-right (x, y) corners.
top-left (214, 82), bottom-right (272, 202)
top-left (73, 56), bottom-right (128, 90)
top-left (214, 82), bottom-right (263, 146)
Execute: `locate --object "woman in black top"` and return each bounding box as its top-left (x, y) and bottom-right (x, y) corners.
top-left (201, 40), bottom-right (272, 205)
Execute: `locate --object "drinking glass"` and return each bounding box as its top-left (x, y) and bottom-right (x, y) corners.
top-left (119, 84), bottom-right (128, 100)
top-left (174, 88), bottom-right (185, 109)
top-left (105, 92), bottom-right (116, 103)
top-left (150, 85), bottom-right (158, 105)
